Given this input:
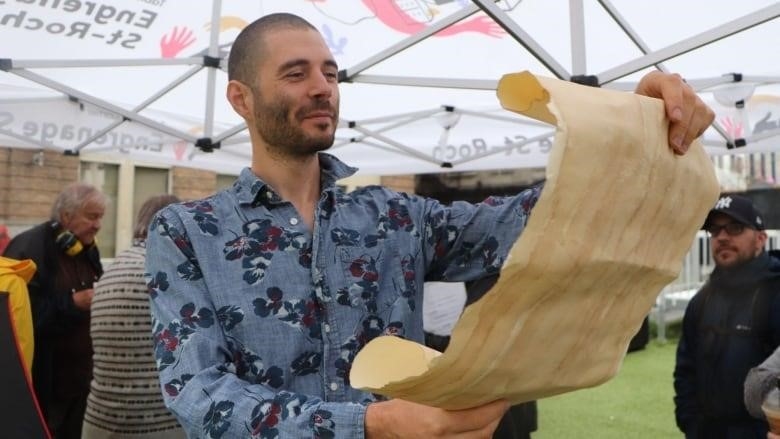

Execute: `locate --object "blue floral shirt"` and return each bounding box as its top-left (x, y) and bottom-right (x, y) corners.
top-left (145, 153), bottom-right (541, 438)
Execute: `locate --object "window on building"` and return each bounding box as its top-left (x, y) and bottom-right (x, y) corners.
top-left (134, 167), bottom-right (169, 222)
top-left (80, 162), bottom-right (170, 257)
top-left (216, 174), bottom-right (238, 191)
top-left (81, 161), bottom-right (119, 258)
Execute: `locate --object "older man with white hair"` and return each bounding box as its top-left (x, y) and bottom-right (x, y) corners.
top-left (4, 182), bottom-right (107, 438)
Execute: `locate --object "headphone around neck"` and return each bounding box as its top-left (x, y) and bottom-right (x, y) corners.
top-left (52, 222), bottom-right (84, 257)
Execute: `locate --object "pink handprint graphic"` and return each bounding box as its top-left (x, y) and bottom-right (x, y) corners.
top-left (172, 140), bottom-right (188, 161)
top-left (160, 26), bottom-right (196, 58)
top-left (720, 116), bottom-right (744, 138)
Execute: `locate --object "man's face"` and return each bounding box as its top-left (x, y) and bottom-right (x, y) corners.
top-left (61, 199), bottom-right (105, 246)
top-left (708, 213), bottom-right (767, 269)
top-left (249, 28), bottom-right (340, 157)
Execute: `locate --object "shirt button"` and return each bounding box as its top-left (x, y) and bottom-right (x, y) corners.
top-left (323, 324), bottom-right (331, 333)
top-left (290, 217), bottom-right (299, 225)
top-left (330, 382), bottom-right (338, 391)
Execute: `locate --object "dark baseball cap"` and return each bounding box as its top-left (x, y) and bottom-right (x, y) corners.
top-left (703, 194), bottom-right (765, 231)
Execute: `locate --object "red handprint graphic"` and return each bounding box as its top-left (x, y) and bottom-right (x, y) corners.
top-left (160, 26), bottom-right (196, 58)
top-left (720, 116), bottom-right (744, 138)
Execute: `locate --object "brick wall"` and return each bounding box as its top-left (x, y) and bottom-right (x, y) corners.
top-left (0, 148), bottom-right (79, 227)
top-left (171, 166), bottom-right (218, 201)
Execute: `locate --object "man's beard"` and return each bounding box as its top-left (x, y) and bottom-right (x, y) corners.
top-left (252, 88), bottom-right (338, 158)
top-left (712, 240), bottom-right (759, 269)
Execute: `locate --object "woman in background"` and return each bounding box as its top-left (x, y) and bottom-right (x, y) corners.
top-left (82, 194), bottom-right (183, 439)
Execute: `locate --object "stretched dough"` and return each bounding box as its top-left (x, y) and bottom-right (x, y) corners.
top-left (350, 71), bottom-right (720, 409)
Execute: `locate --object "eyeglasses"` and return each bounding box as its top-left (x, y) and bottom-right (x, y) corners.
top-left (706, 222), bottom-right (746, 237)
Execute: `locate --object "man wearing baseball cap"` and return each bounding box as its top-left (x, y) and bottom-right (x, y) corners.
top-left (675, 194), bottom-right (780, 438)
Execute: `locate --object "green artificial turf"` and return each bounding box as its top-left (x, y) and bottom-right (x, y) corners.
top-left (535, 340), bottom-right (681, 438)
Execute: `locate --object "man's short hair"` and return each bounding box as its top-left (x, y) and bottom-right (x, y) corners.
top-left (227, 13), bottom-right (317, 87)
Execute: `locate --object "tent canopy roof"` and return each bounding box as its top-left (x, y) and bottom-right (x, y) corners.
top-left (1, 0), bottom-right (779, 175)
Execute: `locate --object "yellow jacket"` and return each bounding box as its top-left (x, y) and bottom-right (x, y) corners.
top-left (0, 256), bottom-right (36, 376)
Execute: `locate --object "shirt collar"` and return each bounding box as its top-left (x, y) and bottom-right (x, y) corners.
top-left (234, 153), bottom-right (358, 207)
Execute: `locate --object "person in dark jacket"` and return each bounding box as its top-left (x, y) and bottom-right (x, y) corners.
top-left (674, 194), bottom-right (780, 439)
top-left (3, 182), bottom-right (106, 439)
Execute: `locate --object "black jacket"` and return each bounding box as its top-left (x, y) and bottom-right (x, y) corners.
top-left (674, 250), bottom-right (780, 439)
top-left (3, 221), bottom-right (102, 415)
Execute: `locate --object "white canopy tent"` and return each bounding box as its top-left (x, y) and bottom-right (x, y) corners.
top-left (1, 0), bottom-right (779, 176)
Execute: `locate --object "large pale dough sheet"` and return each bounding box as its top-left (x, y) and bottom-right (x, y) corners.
top-left (350, 71), bottom-right (720, 409)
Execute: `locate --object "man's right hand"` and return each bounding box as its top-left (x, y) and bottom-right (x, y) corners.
top-left (768, 432), bottom-right (780, 439)
top-left (365, 398), bottom-right (509, 438)
top-left (72, 288), bottom-right (94, 310)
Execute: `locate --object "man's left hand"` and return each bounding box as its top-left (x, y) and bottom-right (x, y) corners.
top-left (635, 71), bottom-right (715, 155)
